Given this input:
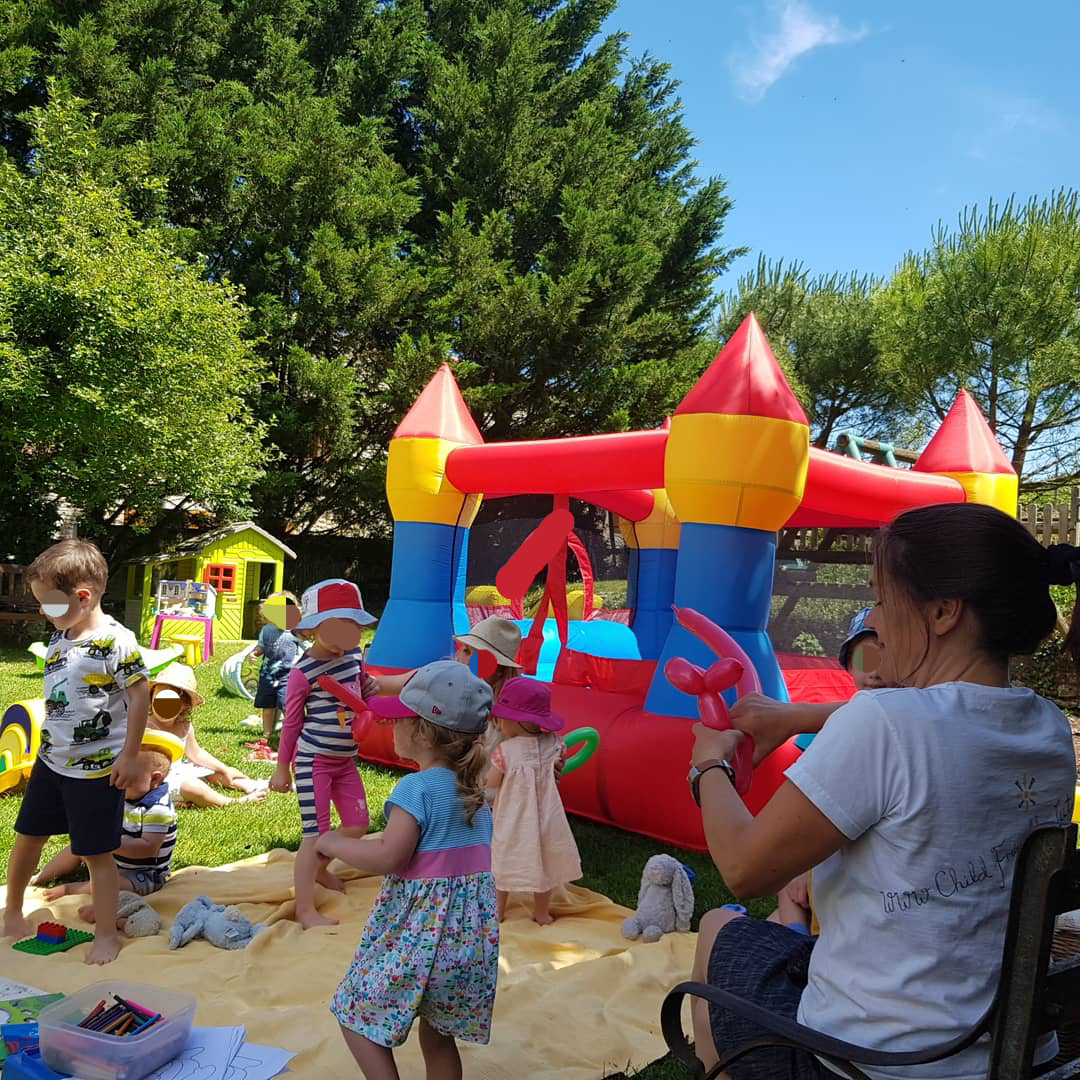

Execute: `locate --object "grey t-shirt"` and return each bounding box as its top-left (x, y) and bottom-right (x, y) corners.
top-left (786, 683), bottom-right (1076, 1080)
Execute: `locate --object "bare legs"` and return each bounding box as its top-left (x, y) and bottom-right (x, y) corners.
top-left (339, 1020), bottom-right (461, 1080)
top-left (689, 907), bottom-right (744, 1076)
top-left (261, 707), bottom-right (280, 741)
top-left (3, 834), bottom-right (47, 941)
top-left (496, 888), bottom-right (555, 924)
top-left (296, 826), bottom-right (366, 929)
top-left (178, 777), bottom-right (266, 808)
top-left (31, 845), bottom-right (83, 887)
top-left (82, 854), bottom-right (122, 964)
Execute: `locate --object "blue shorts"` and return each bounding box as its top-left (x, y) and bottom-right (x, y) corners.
top-left (706, 916), bottom-right (831, 1080)
top-left (253, 676), bottom-right (286, 710)
top-left (15, 760), bottom-right (124, 856)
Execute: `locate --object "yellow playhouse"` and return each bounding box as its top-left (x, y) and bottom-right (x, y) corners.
top-left (124, 522), bottom-right (296, 656)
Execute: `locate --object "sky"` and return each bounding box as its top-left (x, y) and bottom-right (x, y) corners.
top-left (598, 0), bottom-right (1080, 293)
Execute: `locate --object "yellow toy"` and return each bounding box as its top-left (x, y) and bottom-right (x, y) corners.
top-left (0, 700), bottom-right (43, 794)
top-left (140, 728), bottom-right (186, 764)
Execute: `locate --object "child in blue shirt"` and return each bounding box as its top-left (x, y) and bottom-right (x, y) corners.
top-left (317, 660), bottom-right (498, 1078)
top-left (253, 591), bottom-right (303, 740)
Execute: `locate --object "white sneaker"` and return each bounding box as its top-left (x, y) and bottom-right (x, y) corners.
top-left (241, 715), bottom-right (262, 727)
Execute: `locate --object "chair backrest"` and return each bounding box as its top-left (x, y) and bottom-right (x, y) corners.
top-left (988, 823), bottom-right (1080, 1079)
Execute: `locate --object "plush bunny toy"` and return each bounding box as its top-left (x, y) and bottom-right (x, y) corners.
top-left (621, 854), bottom-right (695, 942)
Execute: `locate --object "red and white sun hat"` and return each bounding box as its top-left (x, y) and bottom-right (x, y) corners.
top-left (295, 579), bottom-right (377, 631)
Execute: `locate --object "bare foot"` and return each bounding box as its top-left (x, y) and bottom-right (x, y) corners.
top-left (41, 884), bottom-right (72, 902)
top-left (3, 911), bottom-right (33, 940)
top-left (317, 868), bottom-right (346, 893)
top-left (78, 904), bottom-right (97, 924)
top-left (532, 912), bottom-right (555, 926)
top-left (86, 934), bottom-right (121, 965)
top-left (231, 790), bottom-right (267, 805)
top-left (231, 776), bottom-right (262, 794)
top-left (297, 909), bottom-right (338, 929)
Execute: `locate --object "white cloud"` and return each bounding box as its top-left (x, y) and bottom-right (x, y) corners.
top-left (964, 91), bottom-right (1067, 161)
top-left (730, 1), bottom-right (869, 103)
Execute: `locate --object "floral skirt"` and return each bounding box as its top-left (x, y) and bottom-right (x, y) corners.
top-left (331, 871), bottom-right (499, 1047)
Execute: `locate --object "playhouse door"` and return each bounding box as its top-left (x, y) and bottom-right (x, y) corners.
top-left (242, 563), bottom-right (278, 639)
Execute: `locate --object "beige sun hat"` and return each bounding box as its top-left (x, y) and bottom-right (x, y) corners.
top-left (453, 616), bottom-right (523, 670)
top-left (149, 662), bottom-right (205, 707)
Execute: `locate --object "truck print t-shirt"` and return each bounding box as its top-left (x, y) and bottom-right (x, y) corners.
top-left (40, 619), bottom-right (148, 779)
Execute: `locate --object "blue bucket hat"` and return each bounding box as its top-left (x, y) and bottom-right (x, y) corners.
top-left (838, 607), bottom-right (876, 669)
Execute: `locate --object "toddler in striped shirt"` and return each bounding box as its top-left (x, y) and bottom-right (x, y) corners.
top-left (270, 579), bottom-right (378, 928)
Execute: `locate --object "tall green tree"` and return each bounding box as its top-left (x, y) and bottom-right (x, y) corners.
top-left (0, 88), bottom-right (265, 561)
top-left (875, 191), bottom-right (1080, 490)
top-left (0, 0), bottom-right (744, 536)
top-left (715, 257), bottom-right (909, 450)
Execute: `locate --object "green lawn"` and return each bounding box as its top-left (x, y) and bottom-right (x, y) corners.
top-left (0, 641), bottom-right (773, 1078)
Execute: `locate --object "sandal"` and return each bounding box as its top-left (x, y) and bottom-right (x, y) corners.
top-left (243, 739), bottom-right (278, 763)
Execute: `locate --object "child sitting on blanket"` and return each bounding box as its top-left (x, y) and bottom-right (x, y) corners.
top-left (270, 579), bottom-right (378, 929)
top-left (318, 660), bottom-right (498, 1078)
top-left (34, 736), bottom-right (182, 913)
top-left (485, 677), bottom-right (581, 925)
top-left (145, 663), bottom-right (267, 808)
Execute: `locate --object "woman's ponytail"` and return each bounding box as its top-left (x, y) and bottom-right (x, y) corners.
top-left (1044, 544), bottom-right (1080, 662)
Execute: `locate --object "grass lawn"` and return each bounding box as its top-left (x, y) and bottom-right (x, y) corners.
top-left (0, 641), bottom-right (775, 1078)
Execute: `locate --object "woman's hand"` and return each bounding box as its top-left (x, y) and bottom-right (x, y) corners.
top-left (728, 693), bottom-right (799, 765)
top-left (690, 723), bottom-right (744, 769)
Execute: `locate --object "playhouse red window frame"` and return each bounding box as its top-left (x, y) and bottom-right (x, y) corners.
top-left (203, 563), bottom-right (236, 593)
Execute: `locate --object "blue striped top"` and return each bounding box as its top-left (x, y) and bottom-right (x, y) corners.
top-left (281, 651), bottom-right (364, 759)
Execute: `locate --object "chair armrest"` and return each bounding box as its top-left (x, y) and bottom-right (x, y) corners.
top-left (661, 980), bottom-right (990, 1076)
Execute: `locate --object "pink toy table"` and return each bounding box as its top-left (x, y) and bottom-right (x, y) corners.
top-left (149, 614), bottom-right (214, 659)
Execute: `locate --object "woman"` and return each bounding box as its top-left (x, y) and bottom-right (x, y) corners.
top-left (689, 504), bottom-right (1078, 1079)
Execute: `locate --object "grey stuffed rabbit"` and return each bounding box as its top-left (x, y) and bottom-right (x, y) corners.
top-left (621, 854), bottom-right (694, 942)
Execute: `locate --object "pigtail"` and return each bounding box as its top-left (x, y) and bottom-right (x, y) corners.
top-left (415, 719), bottom-right (490, 825)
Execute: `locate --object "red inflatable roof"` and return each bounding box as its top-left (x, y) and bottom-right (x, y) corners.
top-left (676, 312), bottom-right (808, 425)
top-left (393, 363), bottom-right (484, 444)
top-left (914, 390), bottom-right (1015, 476)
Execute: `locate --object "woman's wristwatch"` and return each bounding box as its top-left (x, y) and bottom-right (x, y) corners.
top-left (688, 759), bottom-right (737, 806)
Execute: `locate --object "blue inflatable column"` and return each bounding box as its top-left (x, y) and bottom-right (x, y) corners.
top-left (366, 521), bottom-right (471, 670)
top-left (628, 547), bottom-right (678, 659)
top-left (644, 523), bottom-right (789, 717)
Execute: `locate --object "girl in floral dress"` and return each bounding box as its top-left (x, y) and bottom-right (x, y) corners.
top-left (317, 660), bottom-right (499, 1078)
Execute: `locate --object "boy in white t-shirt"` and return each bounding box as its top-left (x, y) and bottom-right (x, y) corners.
top-left (2, 540), bottom-right (149, 965)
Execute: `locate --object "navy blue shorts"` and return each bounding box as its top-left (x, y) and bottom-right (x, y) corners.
top-left (15, 759), bottom-right (125, 856)
top-left (253, 676), bottom-right (286, 710)
top-left (707, 916), bottom-right (832, 1080)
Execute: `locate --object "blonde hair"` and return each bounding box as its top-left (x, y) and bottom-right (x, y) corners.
top-left (28, 540), bottom-right (108, 594)
top-left (138, 749), bottom-right (172, 776)
top-left (414, 718), bottom-right (489, 825)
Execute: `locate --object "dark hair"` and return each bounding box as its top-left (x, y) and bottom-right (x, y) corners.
top-left (874, 503), bottom-right (1080, 663)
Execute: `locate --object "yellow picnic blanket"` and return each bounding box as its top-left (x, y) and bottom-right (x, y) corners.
top-left (1, 850), bottom-right (697, 1078)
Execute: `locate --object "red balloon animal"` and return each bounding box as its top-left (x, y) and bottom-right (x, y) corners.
top-left (664, 606), bottom-right (761, 795)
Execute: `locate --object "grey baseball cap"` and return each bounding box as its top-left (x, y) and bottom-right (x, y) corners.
top-left (365, 660), bottom-right (493, 733)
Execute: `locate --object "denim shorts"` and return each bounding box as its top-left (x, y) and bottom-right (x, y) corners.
top-left (706, 916), bottom-right (832, 1080)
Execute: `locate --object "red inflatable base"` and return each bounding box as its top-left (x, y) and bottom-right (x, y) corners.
top-left (360, 666), bottom-right (802, 853)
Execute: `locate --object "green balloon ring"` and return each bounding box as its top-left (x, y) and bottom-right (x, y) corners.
top-left (562, 727), bottom-right (599, 776)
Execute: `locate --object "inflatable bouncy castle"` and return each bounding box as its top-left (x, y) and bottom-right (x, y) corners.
top-left (361, 313), bottom-right (1018, 851)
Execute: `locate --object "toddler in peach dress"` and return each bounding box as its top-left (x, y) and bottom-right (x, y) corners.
top-left (485, 677), bottom-right (582, 924)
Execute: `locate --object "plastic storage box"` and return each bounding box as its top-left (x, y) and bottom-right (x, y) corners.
top-left (38, 982), bottom-right (195, 1080)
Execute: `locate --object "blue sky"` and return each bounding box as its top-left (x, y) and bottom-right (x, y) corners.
top-left (599, 0), bottom-right (1079, 293)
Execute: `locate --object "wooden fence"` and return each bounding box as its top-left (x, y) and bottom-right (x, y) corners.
top-left (1018, 488), bottom-right (1080, 546)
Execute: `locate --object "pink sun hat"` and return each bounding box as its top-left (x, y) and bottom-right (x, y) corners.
top-left (491, 676), bottom-right (565, 733)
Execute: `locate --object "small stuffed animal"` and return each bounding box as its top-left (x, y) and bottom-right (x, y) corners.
top-left (621, 854), bottom-right (694, 942)
top-left (169, 894), bottom-right (263, 950)
top-left (116, 891), bottom-right (162, 938)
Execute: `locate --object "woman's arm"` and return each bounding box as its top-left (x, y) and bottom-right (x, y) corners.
top-left (184, 727), bottom-right (246, 782)
top-left (373, 670), bottom-right (416, 696)
top-left (316, 806), bottom-right (420, 875)
top-left (692, 725), bottom-right (847, 899)
top-left (729, 694), bottom-right (843, 764)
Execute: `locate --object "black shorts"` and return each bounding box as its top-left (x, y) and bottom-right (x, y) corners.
top-left (707, 916), bottom-right (832, 1080)
top-left (15, 760), bottom-right (125, 856)
top-left (253, 676), bottom-right (286, 710)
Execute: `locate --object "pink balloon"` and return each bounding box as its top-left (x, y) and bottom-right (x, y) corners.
top-left (664, 657), bottom-right (706, 695)
top-left (704, 658), bottom-right (743, 695)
